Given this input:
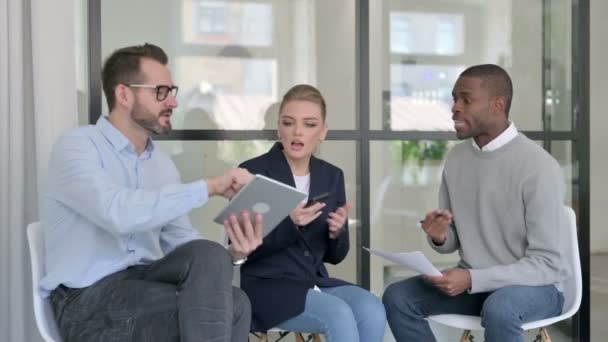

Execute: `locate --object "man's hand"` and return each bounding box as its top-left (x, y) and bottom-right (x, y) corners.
top-left (206, 168), bottom-right (254, 199)
top-left (421, 209), bottom-right (453, 245)
top-left (289, 202), bottom-right (326, 227)
top-left (426, 268), bottom-right (472, 296)
top-left (327, 203), bottom-right (352, 239)
top-left (224, 210), bottom-right (263, 261)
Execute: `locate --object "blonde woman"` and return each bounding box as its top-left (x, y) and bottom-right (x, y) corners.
top-left (238, 84), bottom-right (386, 342)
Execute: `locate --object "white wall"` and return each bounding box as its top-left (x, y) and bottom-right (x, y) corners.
top-left (590, 0), bottom-right (608, 253)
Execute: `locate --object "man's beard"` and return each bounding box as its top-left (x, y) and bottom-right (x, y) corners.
top-left (131, 101), bottom-right (172, 135)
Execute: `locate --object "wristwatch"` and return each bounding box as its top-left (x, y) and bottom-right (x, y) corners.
top-left (232, 256), bottom-right (247, 266)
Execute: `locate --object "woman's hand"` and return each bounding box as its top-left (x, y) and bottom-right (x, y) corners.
top-left (289, 202), bottom-right (326, 227)
top-left (327, 203), bottom-right (352, 239)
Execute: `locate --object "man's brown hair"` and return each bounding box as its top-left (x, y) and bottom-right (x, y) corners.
top-left (101, 43), bottom-right (168, 111)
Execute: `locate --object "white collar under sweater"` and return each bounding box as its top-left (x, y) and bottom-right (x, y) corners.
top-left (472, 121), bottom-right (518, 152)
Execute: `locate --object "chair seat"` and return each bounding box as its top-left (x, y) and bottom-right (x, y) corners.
top-left (428, 313), bottom-right (567, 332)
top-left (428, 314), bottom-right (484, 331)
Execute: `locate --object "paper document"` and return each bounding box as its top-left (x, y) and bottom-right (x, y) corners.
top-left (364, 247), bottom-right (442, 276)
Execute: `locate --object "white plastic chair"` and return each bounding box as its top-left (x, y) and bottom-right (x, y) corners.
top-left (427, 206), bottom-right (582, 342)
top-left (27, 221), bottom-right (63, 342)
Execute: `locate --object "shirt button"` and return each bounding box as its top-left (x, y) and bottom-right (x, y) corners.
top-left (304, 251), bottom-right (310, 257)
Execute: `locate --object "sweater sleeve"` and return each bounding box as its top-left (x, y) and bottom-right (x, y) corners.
top-left (469, 157), bottom-right (568, 293)
top-left (429, 170), bottom-right (460, 253)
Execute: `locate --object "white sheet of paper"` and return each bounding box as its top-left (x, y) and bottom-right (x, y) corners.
top-left (363, 247), bottom-right (442, 276)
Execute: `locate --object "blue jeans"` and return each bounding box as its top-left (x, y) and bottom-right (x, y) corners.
top-left (383, 276), bottom-right (564, 342)
top-left (276, 285), bottom-right (386, 342)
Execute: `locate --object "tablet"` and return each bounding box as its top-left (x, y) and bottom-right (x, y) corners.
top-left (214, 174), bottom-right (307, 237)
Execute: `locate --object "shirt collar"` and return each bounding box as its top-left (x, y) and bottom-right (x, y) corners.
top-left (472, 121), bottom-right (518, 152)
top-left (96, 116), bottom-right (155, 154)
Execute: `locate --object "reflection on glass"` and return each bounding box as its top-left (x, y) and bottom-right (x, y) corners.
top-left (174, 56), bottom-right (276, 130)
top-left (390, 12), bottom-right (464, 55)
top-left (372, 0), bottom-right (573, 132)
top-left (156, 140), bottom-right (358, 283)
top-left (184, 1), bottom-right (273, 47)
top-left (370, 140), bottom-right (456, 296)
top-left (102, 0), bottom-right (356, 129)
top-left (389, 64), bottom-right (463, 131)
top-left (544, 0), bottom-right (572, 131)
top-left (536, 141), bottom-right (575, 209)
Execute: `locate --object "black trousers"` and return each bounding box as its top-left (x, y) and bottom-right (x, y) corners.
top-left (50, 239), bottom-right (251, 342)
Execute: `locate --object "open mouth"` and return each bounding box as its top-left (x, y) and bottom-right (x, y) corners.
top-left (290, 140), bottom-right (304, 151)
top-left (453, 119), bottom-right (466, 130)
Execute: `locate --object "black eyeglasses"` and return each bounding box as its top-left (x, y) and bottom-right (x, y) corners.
top-left (126, 84), bottom-right (179, 101)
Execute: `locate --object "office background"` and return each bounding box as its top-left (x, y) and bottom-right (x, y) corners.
top-left (1, 0), bottom-right (606, 341)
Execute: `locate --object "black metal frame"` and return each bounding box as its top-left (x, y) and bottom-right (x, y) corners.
top-left (87, 0), bottom-right (590, 339)
top-left (572, 1), bottom-right (590, 341)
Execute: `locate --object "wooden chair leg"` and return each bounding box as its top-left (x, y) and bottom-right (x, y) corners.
top-left (540, 327), bottom-right (552, 342)
top-left (294, 333), bottom-right (321, 342)
top-left (460, 329), bottom-right (473, 342)
top-left (258, 333), bottom-right (269, 342)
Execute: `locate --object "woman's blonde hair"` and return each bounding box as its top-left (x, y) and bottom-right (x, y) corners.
top-left (279, 84), bottom-right (327, 121)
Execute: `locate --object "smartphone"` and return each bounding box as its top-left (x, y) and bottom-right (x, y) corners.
top-left (305, 192), bottom-right (331, 207)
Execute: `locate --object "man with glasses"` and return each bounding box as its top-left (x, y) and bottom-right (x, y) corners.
top-left (42, 43), bottom-right (263, 342)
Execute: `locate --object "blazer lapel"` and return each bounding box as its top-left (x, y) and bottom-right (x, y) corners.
top-left (308, 155), bottom-right (325, 199)
top-left (266, 143), bottom-right (326, 199)
top-left (266, 142), bottom-right (296, 187)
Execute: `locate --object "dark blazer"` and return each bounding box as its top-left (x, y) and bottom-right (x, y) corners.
top-left (238, 142), bottom-right (351, 331)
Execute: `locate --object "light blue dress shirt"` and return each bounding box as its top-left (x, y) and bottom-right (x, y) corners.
top-left (41, 117), bottom-right (208, 297)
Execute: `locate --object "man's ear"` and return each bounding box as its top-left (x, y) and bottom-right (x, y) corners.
top-left (492, 96), bottom-right (506, 116)
top-left (115, 84), bottom-right (132, 109)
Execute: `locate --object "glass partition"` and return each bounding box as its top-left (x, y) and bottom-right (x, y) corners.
top-left (369, 0), bottom-right (572, 132)
top-left (101, 0), bottom-right (357, 130)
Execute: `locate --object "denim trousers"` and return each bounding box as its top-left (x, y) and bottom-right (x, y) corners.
top-left (50, 240), bottom-right (251, 342)
top-left (275, 285), bottom-right (387, 342)
top-left (382, 275), bottom-right (564, 342)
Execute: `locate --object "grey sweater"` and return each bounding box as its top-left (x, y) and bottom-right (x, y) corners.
top-left (430, 134), bottom-right (570, 293)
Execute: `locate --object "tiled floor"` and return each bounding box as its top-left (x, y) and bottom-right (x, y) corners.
top-left (250, 253), bottom-right (608, 341)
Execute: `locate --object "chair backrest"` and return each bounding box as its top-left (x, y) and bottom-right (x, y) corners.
top-left (27, 222), bottom-right (63, 342)
top-left (560, 206), bottom-right (582, 316)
